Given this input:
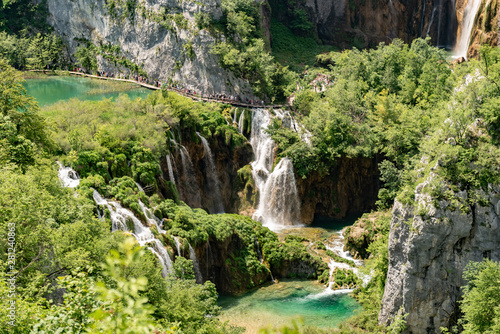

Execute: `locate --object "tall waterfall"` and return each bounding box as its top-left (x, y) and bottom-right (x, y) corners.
top-left (455, 0), bottom-right (482, 59)
top-left (189, 244), bottom-right (203, 284)
top-left (249, 109), bottom-right (302, 230)
top-left (179, 145), bottom-right (202, 207)
top-left (57, 162), bottom-right (80, 188)
top-left (196, 132), bottom-right (225, 214)
top-left (92, 190), bottom-right (173, 277)
top-left (166, 154), bottom-right (177, 186)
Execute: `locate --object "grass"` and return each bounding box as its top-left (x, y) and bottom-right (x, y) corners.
top-left (270, 19), bottom-right (337, 72)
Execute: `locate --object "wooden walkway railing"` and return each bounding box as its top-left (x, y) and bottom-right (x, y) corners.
top-left (68, 71), bottom-right (286, 109)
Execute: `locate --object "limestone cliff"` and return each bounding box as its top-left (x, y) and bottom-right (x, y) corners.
top-left (379, 172), bottom-right (500, 333)
top-left (159, 129), bottom-right (253, 214)
top-left (467, 0), bottom-right (499, 58)
top-left (297, 157), bottom-right (380, 223)
top-left (45, 0), bottom-right (256, 98)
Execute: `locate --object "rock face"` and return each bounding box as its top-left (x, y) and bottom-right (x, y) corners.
top-left (269, 0), bottom-right (497, 55)
top-left (189, 236), bottom-right (269, 294)
top-left (466, 0), bottom-right (499, 59)
top-left (379, 175), bottom-right (500, 333)
top-left (160, 129), bottom-right (253, 214)
top-left (45, 0), bottom-right (256, 98)
top-left (296, 157), bottom-right (380, 223)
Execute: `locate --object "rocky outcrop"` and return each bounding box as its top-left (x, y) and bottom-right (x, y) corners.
top-left (296, 157), bottom-right (380, 224)
top-left (160, 130), bottom-right (253, 214)
top-left (467, 0), bottom-right (499, 58)
top-left (379, 174), bottom-right (500, 333)
top-left (45, 0), bottom-right (256, 99)
top-left (189, 236), bottom-right (270, 294)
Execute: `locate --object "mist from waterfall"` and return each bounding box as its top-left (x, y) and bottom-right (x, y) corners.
top-left (455, 0), bottom-right (482, 59)
top-left (196, 132), bottom-right (225, 214)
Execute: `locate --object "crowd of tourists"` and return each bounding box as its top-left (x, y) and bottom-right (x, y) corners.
top-left (72, 68), bottom-right (271, 106)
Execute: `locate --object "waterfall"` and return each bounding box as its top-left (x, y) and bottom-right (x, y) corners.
top-left (189, 244), bottom-right (203, 284)
top-left (139, 199), bottom-right (165, 234)
top-left (249, 109), bottom-right (302, 230)
top-left (174, 236), bottom-right (182, 256)
top-left (92, 190), bottom-right (173, 276)
top-left (238, 110), bottom-right (245, 134)
top-left (454, 0), bottom-right (482, 59)
top-left (57, 162), bottom-right (80, 188)
top-left (254, 237), bottom-right (263, 263)
top-left (196, 132), bottom-right (225, 214)
top-left (179, 145), bottom-right (202, 207)
top-left (135, 182), bottom-right (144, 193)
top-left (323, 229), bottom-right (370, 292)
top-left (166, 154), bottom-right (176, 186)
top-left (426, 7), bottom-right (437, 37)
top-left (420, 0), bottom-right (427, 37)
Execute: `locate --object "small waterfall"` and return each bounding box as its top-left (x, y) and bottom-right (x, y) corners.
top-left (179, 145), bottom-right (202, 207)
top-left (238, 110), bottom-right (245, 134)
top-left (426, 7), bottom-right (437, 37)
top-left (92, 190), bottom-right (173, 276)
top-left (189, 244), bottom-right (203, 284)
top-left (174, 236), bottom-right (182, 256)
top-left (196, 132), bottom-right (224, 214)
top-left (206, 242), bottom-right (214, 278)
top-left (454, 0), bottom-right (482, 59)
top-left (420, 0), bottom-right (427, 37)
top-left (166, 154), bottom-right (176, 186)
top-left (57, 162), bottom-right (80, 188)
top-left (254, 237), bottom-right (263, 263)
top-left (135, 182), bottom-right (144, 193)
top-left (139, 200), bottom-right (165, 234)
top-left (323, 228), bottom-right (370, 292)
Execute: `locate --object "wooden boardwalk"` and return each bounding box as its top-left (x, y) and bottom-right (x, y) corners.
top-left (68, 71), bottom-right (286, 109)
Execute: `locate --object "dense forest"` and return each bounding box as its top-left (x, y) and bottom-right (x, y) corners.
top-left (1, 0), bottom-right (500, 333)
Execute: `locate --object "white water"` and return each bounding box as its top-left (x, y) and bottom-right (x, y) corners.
top-left (323, 229), bottom-right (371, 292)
top-left (189, 244), bottom-right (203, 283)
top-left (249, 109), bottom-right (302, 231)
top-left (455, 0), bottom-right (482, 59)
top-left (179, 145), bottom-right (202, 207)
top-left (196, 132), bottom-right (225, 214)
top-left (57, 162), bottom-right (80, 188)
top-left (238, 110), bottom-right (245, 134)
top-left (174, 236), bottom-right (182, 256)
top-left (166, 154), bottom-right (176, 186)
top-left (92, 190), bottom-right (173, 276)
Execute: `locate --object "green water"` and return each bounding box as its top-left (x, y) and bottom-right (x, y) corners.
top-left (218, 280), bottom-right (360, 333)
top-left (24, 76), bottom-right (151, 107)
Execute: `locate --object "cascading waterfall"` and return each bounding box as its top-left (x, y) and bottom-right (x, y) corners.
top-left (179, 145), bottom-right (202, 207)
top-left (174, 236), bottom-right (182, 256)
top-left (57, 162), bottom-right (80, 188)
top-left (196, 132), bottom-right (225, 214)
top-left (92, 190), bottom-right (173, 276)
top-left (323, 229), bottom-right (370, 293)
top-left (455, 0), bottom-right (482, 59)
top-left (189, 244), bottom-right (203, 284)
top-left (249, 109), bottom-right (302, 230)
top-left (166, 154), bottom-right (177, 186)
top-left (238, 110), bottom-right (245, 134)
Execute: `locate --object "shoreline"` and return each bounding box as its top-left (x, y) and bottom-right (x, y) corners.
top-left (24, 70), bottom-right (287, 109)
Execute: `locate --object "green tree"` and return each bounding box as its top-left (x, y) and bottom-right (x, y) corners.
top-left (461, 260), bottom-right (500, 334)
